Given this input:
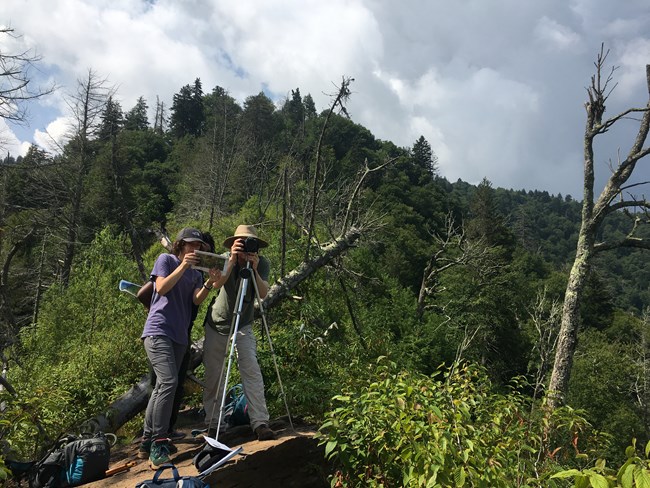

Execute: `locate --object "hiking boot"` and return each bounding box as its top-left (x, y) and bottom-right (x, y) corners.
top-left (167, 430), bottom-right (186, 441)
top-left (149, 439), bottom-right (171, 469)
top-left (255, 424), bottom-right (276, 441)
top-left (138, 438), bottom-right (152, 459)
top-left (140, 437), bottom-right (176, 458)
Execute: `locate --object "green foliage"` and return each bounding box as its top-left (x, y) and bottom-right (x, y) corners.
top-left (552, 438), bottom-right (650, 487)
top-left (320, 360), bottom-right (600, 487)
top-left (170, 78), bottom-right (205, 138)
top-left (0, 385), bottom-right (72, 461)
top-left (567, 329), bottom-right (647, 461)
top-left (7, 228), bottom-right (147, 453)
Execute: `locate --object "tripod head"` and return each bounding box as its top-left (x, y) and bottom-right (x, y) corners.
top-left (239, 260), bottom-right (253, 279)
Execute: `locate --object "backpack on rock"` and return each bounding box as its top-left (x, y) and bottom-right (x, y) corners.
top-left (29, 432), bottom-right (113, 487)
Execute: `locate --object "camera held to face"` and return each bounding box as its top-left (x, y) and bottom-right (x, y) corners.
top-left (243, 237), bottom-right (259, 253)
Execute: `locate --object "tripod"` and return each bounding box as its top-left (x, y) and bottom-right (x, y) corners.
top-left (207, 261), bottom-right (293, 441)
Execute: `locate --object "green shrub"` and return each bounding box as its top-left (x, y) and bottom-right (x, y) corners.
top-left (319, 359), bottom-right (603, 487)
top-left (5, 228), bottom-right (147, 457)
top-left (552, 438), bottom-right (650, 487)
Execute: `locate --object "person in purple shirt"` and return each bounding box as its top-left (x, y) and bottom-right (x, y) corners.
top-left (140, 227), bottom-right (222, 469)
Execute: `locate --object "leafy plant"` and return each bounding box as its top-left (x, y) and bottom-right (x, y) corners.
top-left (552, 438), bottom-right (650, 487)
top-left (319, 359), bottom-right (602, 487)
top-left (5, 228), bottom-right (147, 457)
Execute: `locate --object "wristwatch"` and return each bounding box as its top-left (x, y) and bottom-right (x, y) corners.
top-left (202, 282), bottom-right (212, 291)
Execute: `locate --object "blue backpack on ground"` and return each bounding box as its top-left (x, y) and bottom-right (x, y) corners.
top-left (29, 432), bottom-right (113, 487)
top-left (135, 464), bottom-right (209, 487)
top-left (223, 384), bottom-right (249, 427)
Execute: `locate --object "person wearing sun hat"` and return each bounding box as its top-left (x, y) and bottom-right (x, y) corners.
top-left (202, 224), bottom-right (276, 441)
top-left (140, 227), bottom-right (224, 468)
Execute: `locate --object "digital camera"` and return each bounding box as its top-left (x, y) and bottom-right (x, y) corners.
top-left (243, 237), bottom-right (259, 253)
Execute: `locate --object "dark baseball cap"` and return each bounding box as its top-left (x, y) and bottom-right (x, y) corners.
top-left (176, 227), bottom-right (206, 244)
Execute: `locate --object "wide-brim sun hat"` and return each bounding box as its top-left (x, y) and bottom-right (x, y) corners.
top-left (223, 224), bottom-right (269, 249)
top-left (176, 227), bottom-right (206, 245)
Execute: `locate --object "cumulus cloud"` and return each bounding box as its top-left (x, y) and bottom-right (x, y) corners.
top-left (0, 120), bottom-right (28, 158)
top-left (1, 0), bottom-right (649, 197)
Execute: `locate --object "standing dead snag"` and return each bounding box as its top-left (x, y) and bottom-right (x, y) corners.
top-left (547, 47), bottom-right (650, 409)
top-left (416, 213), bottom-right (495, 320)
top-left (304, 76), bottom-right (353, 261)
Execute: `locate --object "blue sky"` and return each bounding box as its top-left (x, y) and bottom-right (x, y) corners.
top-left (1, 0), bottom-right (649, 199)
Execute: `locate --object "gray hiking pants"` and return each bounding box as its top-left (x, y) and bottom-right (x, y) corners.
top-left (203, 323), bottom-right (270, 432)
top-left (143, 335), bottom-right (186, 439)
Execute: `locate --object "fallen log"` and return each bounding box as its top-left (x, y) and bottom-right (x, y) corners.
top-left (78, 339), bottom-right (204, 433)
top-left (262, 227), bottom-right (361, 310)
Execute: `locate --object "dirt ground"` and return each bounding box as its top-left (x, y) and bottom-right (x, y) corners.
top-left (85, 412), bottom-right (332, 488)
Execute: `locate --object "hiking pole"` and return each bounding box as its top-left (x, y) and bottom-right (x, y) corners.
top-left (249, 271), bottom-right (294, 432)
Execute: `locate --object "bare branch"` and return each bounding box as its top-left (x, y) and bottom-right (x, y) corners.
top-left (416, 213), bottom-right (498, 318)
top-left (0, 27), bottom-right (56, 124)
top-left (304, 76), bottom-right (354, 261)
top-left (596, 107), bottom-right (648, 135)
top-left (341, 156), bottom-right (397, 233)
top-left (594, 236), bottom-right (650, 253)
top-left (604, 198), bottom-right (650, 214)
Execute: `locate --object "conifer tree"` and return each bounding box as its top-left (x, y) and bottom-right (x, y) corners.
top-left (124, 96), bottom-right (149, 131)
top-left (412, 135), bottom-right (438, 177)
top-left (169, 78), bottom-right (205, 138)
top-left (98, 96), bottom-right (124, 141)
top-left (303, 93), bottom-right (317, 120)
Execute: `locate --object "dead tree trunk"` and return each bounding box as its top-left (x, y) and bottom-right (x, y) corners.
top-left (304, 77), bottom-right (353, 261)
top-left (60, 70), bottom-right (109, 286)
top-left (264, 227), bottom-right (360, 310)
top-left (547, 51), bottom-right (650, 408)
top-left (0, 228), bottom-right (34, 332)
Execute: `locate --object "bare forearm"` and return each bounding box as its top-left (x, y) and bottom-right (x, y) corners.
top-left (156, 263), bottom-right (190, 295)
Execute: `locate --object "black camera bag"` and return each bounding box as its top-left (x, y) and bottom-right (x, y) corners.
top-left (192, 443), bottom-right (231, 473)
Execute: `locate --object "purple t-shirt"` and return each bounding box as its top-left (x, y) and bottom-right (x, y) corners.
top-left (141, 253), bottom-right (202, 345)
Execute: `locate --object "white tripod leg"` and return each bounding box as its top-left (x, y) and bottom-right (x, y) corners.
top-left (250, 275), bottom-right (294, 432)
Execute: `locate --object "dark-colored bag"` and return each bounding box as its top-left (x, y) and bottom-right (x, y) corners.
top-left (224, 384), bottom-right (249, 427)
top-left (135, 464), bottom-right (209, 488)
top-left (30, 432), bottom-right (112, 488)
top-left (193, 444), bottom-right (231, 474)
top-left (137, 280), bottom-right (154, 310)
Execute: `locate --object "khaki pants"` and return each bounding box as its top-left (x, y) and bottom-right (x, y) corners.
top-left (202, 323), bottom-right (270, 431)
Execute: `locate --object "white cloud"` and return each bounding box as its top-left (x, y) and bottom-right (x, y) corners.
top-left (0, 0), bottom-right (649, 198)
top-left (33, 116), bottom-right (70, 154)
top-left (615, 38), bottom-right (650, 101)
top-left (0, 120), bottom-right (28, 158)
top-left (535, 16), bottom-right (582, 51)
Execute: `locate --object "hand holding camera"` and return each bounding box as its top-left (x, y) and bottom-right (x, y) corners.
top-left (232, 236), bottom-right (259, 254)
